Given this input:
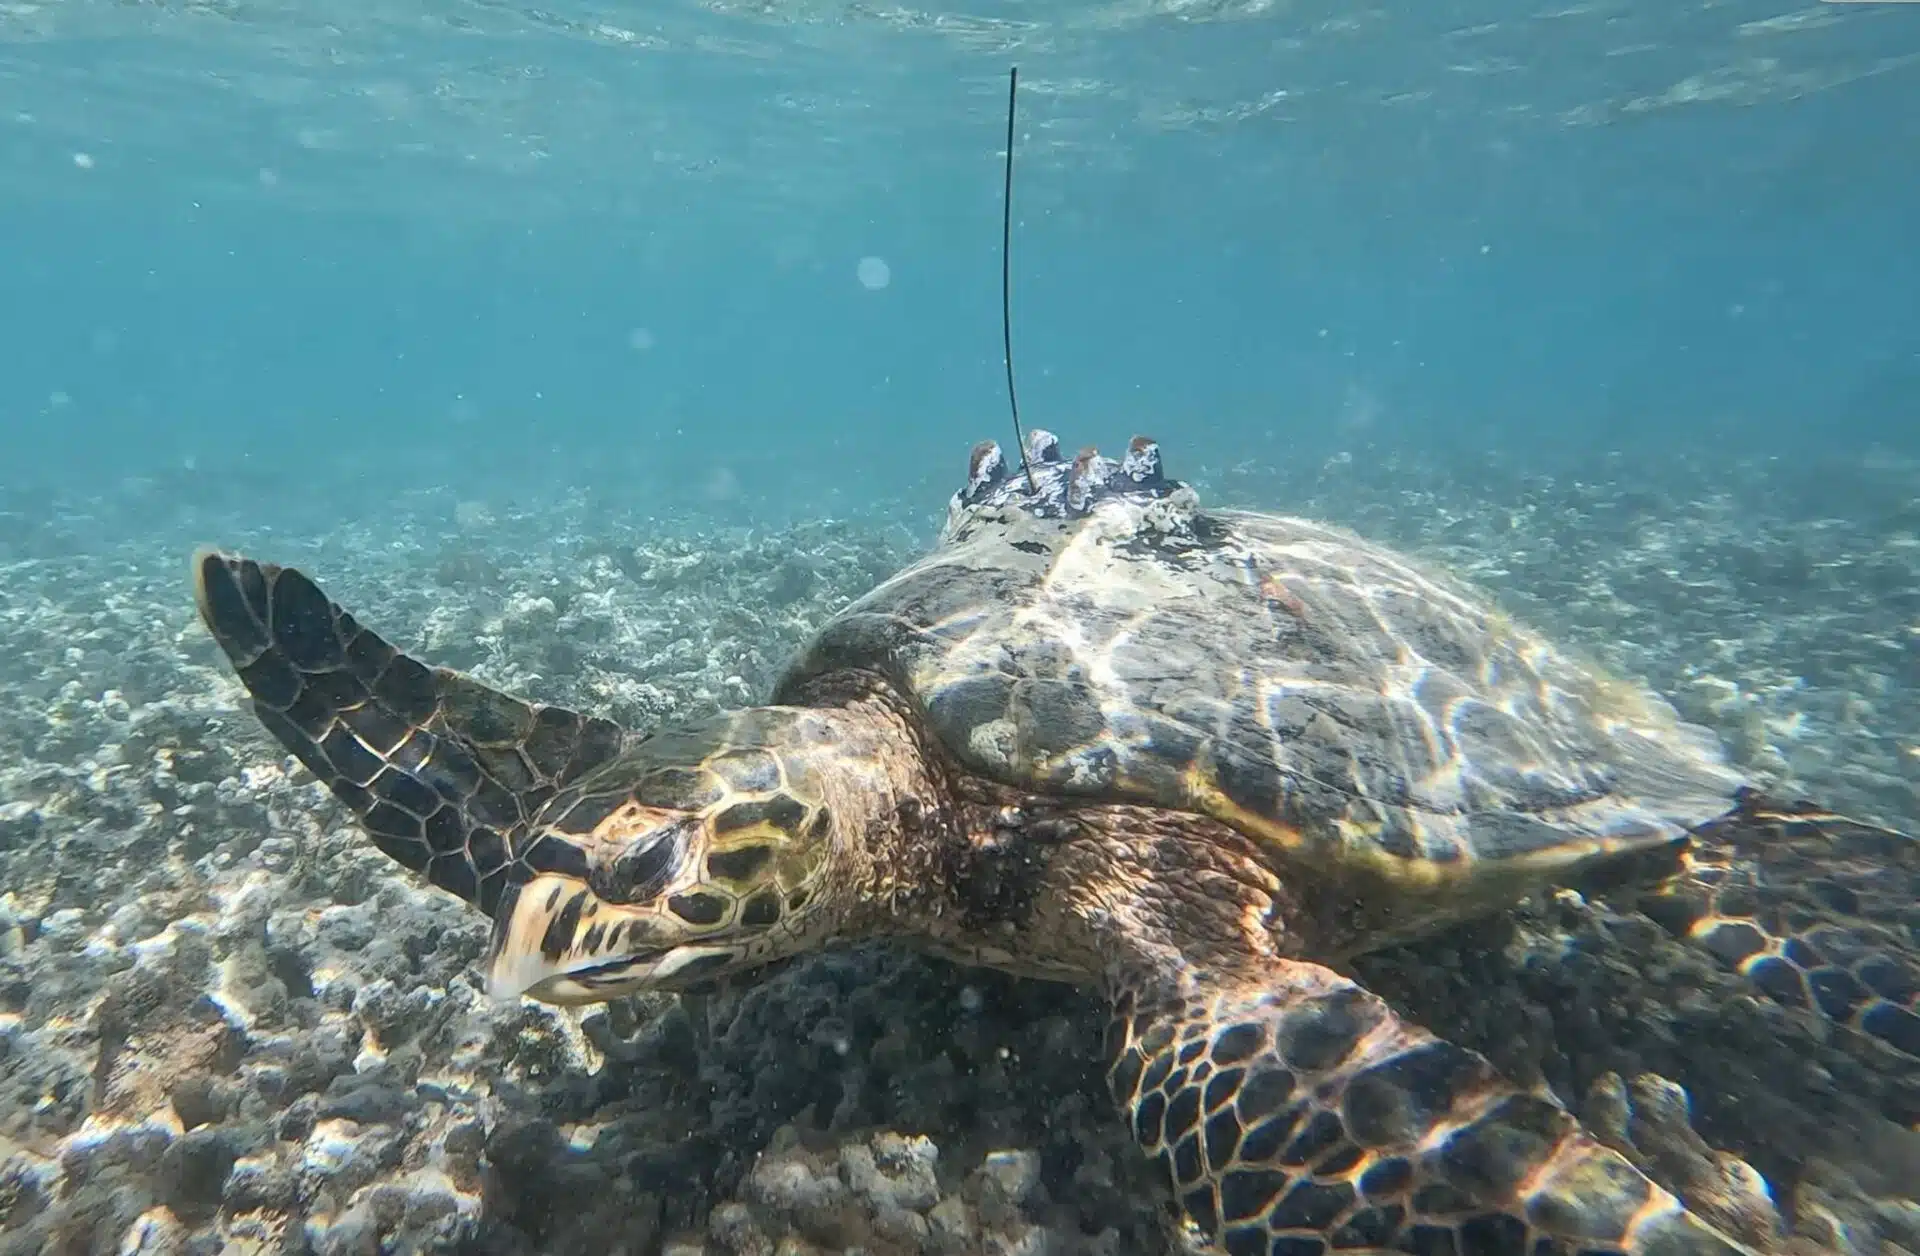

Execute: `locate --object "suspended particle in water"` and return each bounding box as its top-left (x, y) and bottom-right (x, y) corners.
top-left (704, 466), bottom-right (740, 501)
top-left (856, 255), bottom-right (891, 291)
top-left (72, 152), bottom-right (94, 169)
top-left (628, 327), bottom-right (655, 351)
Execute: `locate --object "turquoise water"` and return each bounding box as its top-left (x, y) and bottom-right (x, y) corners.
top-left (4, 0), bottom-right (1918, 511)
top-left (2, 4), bottom-right (1918, 1255)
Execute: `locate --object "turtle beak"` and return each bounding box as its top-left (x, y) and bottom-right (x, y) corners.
top-left (481, 871), bottom-right (743, 1004)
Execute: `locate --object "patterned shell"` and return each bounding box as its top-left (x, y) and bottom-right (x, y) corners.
top-left (775, 479), bottom-right (1747, 934)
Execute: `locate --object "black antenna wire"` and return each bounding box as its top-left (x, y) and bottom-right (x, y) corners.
top-left (1001, 66), bottom-right (1035, 490)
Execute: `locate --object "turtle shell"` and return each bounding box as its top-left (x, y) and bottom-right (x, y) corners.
top-left (774, 483), bottom-right (1746, 944)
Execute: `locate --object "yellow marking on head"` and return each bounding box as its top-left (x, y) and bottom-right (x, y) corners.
top-left (774, 852), bottom-right (820, 888)
top-left (590, 800), bottom-right (680, 841)
top-left (710, 822), bottom-right (798, 850)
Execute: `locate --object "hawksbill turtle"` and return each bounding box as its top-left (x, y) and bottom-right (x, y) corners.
top-left (192, 431), bottom-right (1918, 1256)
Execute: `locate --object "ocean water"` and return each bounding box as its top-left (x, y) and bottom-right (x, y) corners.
top-left (1, 1), bottom-right (1918, 1253)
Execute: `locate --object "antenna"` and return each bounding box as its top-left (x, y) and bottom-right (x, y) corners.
top-left (1001, 65), bottom-right (1035, 491)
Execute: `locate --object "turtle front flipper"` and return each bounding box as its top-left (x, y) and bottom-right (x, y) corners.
top-left (1105, 958), bottom-right (1767, 1256)
top-left (1645, 789), bottom-right (1920, 1079)
top-left (193, 549), bottom-right (626, 918)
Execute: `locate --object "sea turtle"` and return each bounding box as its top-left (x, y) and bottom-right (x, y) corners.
top-left (192, 431), bottom-right (1919, 1256)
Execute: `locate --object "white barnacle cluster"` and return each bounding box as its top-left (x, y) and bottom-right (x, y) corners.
top-left (947, 429), bottom-right (1178, 531)
top-left (1067, 446), bottom-right (1120, 515)
top-left (1140, 484), bottom-right (1201, 538)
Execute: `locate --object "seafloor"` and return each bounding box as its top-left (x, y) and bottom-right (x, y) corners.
top-left (0, 441), bottom-right (1916, 1256)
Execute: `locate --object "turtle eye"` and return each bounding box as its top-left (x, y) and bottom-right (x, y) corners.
top-left (589, 819), bottom-right (688, 904)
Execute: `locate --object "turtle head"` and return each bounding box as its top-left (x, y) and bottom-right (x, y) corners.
top-left (486, 717), bottom-right (844, 1005)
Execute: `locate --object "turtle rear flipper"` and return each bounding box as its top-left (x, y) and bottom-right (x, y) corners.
top-left (193, 549), bottom-right (626, 917)
top-left (1646, 790), bottom-right (1920, 1078)
top-left (1106, 958), bottom-right (1770, 1256)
